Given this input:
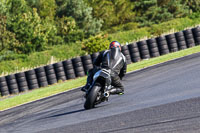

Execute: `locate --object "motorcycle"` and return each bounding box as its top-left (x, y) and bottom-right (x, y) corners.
top-left (84, 68), bottom-right (112, 110)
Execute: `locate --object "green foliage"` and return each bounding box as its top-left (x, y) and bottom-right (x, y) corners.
top-left (107, 22), bottom-right (139, 33)
top-left (148, 16), bottom-right (200, 36)
top-left (0, 50), bottom-right (27, 61)
top-left (133, 0), bottom-right (189, 26)
top-left (55, 16), bottom-right (84, 43)
top-left (41, 18), bottom-right (62, 46)
top-left (5, 0), bottom-right (31, 16)
top-left (87, 0), bottom-right (135, 29)
top-left (109, 14), bottom-right (200, 44)
top-left (1, 0), bottom-right (200, 75)
top-left (109, 27), bottom-right (150, 44)
top-left (188, 12), bottom-right (200, 20)
top-left (7, 8), bottom-right (50, 53)
top-left (122, 22), bottom-right (139, 31)
top-left (0, 15), bottom-right (20, 53)
top-left (0, 0), bottom-right (9, 15)
top-left (57, 0), bottom-right (103, 36)
top-left (26, 0), bottom-right (57, 19)
top-left (82, 33), bottom-right (110, 54)
top-left (0, 43), bottom-right (84, 74)
top-left (185, 0), bottom-right (200, 12)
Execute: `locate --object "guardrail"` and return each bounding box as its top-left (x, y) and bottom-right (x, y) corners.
top-left (0, 26), bottom-right (200, 96)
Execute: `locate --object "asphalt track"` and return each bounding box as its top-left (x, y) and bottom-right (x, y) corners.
top-left (0, 53), bottom-right (200, 133)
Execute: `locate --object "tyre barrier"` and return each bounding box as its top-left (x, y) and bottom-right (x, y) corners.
top-left (128, 42), bottom-right (141, 62)
top-left (175, 31), bottom-right (187, 50)
top-left (53, 62), bottom-right (66, 81)
top-left (6, 74), bottom-right (19, 94)
top-left (156, 36), bottom-right (170, 55)
top-left (35, 67), bottom-right (48, 87)
top-left (183, 29), bottom-right (195, 48)
top-left (1, 26), bottom-right (200, 97)
top-left (137, 40), bottom-right (150, 59)
top-left (72, 57), bottom-right (85, 77)
top-left (147, 38), bottom-right (160, 58)
top-left (63, 59), bottom-right (76, 79)
top-left (166, 33), bottom-right (178, 52)
top-left (0, 76), bottom-right (9, 96)
top-left (16, 72), bottom-right (28, 92)
top-left (45, 64), bottom-right (57, 85)
top-left (25, 70), bottom-right (39, 90)
top-left (81, 55), bottom-right (93, 75)
top-left (192, 26), bottom-right (200, 45)
top-left (121, 45), bottom-right (132, 64)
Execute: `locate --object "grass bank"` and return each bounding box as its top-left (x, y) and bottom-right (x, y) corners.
top-left (1, 45), bottom-right (200, 111)
top-left (109, 15), bottom-right (200, 44)
top-left (0, 43), bottom-right (84, 75)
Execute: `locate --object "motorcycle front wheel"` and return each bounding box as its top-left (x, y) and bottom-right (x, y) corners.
top-left (84, 83), bottom-right (101, 110)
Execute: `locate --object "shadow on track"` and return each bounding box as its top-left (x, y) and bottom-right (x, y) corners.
top-left (36, 108), bottom-right (85, 122)
top-left (44, 104), bottom-right (109, 119)
top-left (45, 109), bottom-right (85, 119)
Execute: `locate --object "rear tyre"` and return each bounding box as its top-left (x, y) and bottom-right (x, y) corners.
top-left (84, 83), bottom-right (101, 110)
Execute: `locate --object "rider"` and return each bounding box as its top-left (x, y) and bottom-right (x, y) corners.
top-left (81, 41), bottom-right (127, 95)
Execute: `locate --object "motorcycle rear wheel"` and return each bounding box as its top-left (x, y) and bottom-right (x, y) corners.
top-left (84, 83), bottom-right (101, 110)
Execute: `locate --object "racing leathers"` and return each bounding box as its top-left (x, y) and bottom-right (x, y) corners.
top-left (82, 47), bottom-right (127, 95)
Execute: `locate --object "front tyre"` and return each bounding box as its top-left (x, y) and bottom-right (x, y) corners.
top-left (84, 83), bottom-right (101, 110)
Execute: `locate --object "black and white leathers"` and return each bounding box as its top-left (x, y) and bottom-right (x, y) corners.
top-left (93, 47), bottom-right (127, 79)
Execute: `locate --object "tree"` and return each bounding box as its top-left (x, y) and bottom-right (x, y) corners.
top-left (6, 0), bottom-right (31, 16)
top-left (82, 33), bottom-right (110, 54)
top-left (1, 0), bottom-right (61, 54)
top-left (55, 16), bottom-right (84, 43)
top-left (26, 0), bottom-right (57, 20)
top-left (56, 0), bottom-right (103, 36)
top-left (0, 0), bottom-right (8, 15)
top-left (0, 15), bottom-right (20, 53)
top-left (86, 0), bottom-right (135, 29)
top-left (184, 0), bottom-right (200, 12)
top-left (8, 8), bottom-right (47, 53)
top-left (158, 0), bottom-right (189, 18)
top-left (133, 0), bottom-right (189, 26)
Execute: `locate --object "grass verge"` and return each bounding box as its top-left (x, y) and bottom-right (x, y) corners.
top-left (0, 45), bottom-right (200, 111)
top-left (109, 16), bottom-right (200, 44)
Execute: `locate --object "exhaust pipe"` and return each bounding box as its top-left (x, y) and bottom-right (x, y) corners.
top-left (104, 91), bottom-right (110, 98)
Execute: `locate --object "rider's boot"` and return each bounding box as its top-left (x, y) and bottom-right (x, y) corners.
top-left (81, 83), bottom-right (90, 92)
top-left (108, 88), bottom-right (124, 95)
top-left (81, 69), bottom-right (93, 92)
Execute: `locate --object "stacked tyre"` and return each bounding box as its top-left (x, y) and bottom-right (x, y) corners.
top-left (16, 72), bottom-right (28, 92)
top-left (166, 34), bottom-right (178, 52)
top-left (81, 55), bottom-right (93, 75)
top-left (25, 70), bottom-right (39, 90)
top-left (6, 74), bottom-right (19, 94)
top-left (35, 67), bottom-right (48, 87)
top-left (0, 76), bottom-right (9, 96)
top-left (72, 57), bottom-right (85, 77)
top-left (45, 64), bottom-right (57, 85)
top-left (192, 27), bottom-right (200, 45)
top-left (156, 36), bottom-right (169, 55)
top-left (63, 59), bottom-right (76, 79)
top-left (91, 52), bottom-right (100, 63)
top-left (183, 29), bottom-right (195, 48)
top-left (137, 40), bottom-right (150, 59)
top-left (175, 31), bottom-right (187, 50)
top-left (128, 42), bottom-right (141, 63)
top-left (53, 62), bottom-right (66, 81)
top-left (121, 45), bottom-right (132, 64)
top-left (147, 38), bottom-right (160, 58)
